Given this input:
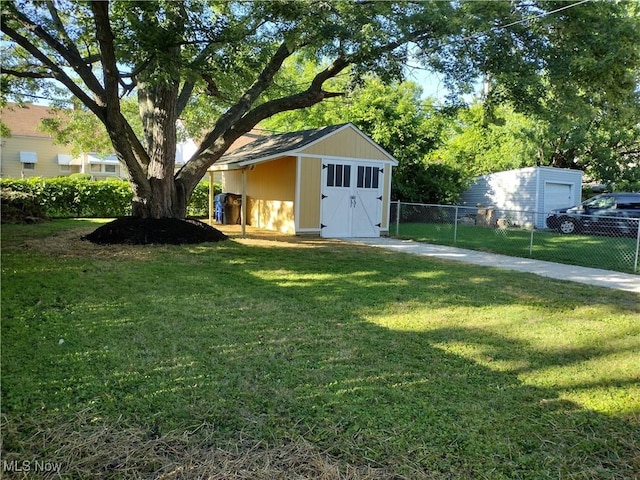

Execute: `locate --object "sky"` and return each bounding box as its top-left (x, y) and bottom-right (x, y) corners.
top-left (406, 66), bottom-right (484, 104)
top-left (407, 69), bottom-right (451, 101)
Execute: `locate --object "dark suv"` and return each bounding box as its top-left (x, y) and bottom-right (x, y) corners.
top-left (546, 192), bottom-right (640, 236)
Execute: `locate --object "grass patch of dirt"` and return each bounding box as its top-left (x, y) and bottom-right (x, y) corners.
top-left (1, 413), bottom-right (407, 480)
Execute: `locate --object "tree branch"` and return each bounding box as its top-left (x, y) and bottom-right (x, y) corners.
top-left (3, 2), bottom-right (105, 100)
top-left (192, 41), bottom-right (295, 159)
top-left (91, 1), bottom-right (150, 179)
top-left (0, 68), bottom-right (53, 79)
top-left (234, 55), bottom-right (350, 132)
top-left (0, 21), bottom-right (101, 115)
top-left (176, 55), bottom-right (350, 185)
top-left (175, 49), bottom-right (213, 116)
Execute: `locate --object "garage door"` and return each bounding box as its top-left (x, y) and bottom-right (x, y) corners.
top-left (544, 182), bottom-right (574, 213)
top-left (320, 161), bottom-right (383, 238)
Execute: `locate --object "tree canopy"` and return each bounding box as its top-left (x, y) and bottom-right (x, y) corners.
top-left (2, 1), bottom-right (639, 217)
top-left (2, 0), bottom-right (459, 217)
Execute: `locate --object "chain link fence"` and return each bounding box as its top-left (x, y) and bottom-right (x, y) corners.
top-left (390, 201), bottom-right (640, 274)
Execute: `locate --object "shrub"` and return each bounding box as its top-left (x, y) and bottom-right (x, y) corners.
top-left (187, 180), bottom-right (222, 218)
top-left (0, 189), bottom-right (46, 223)
top-left (79, 178), bottom-right (133, 217)
top-left (0, 177), bottom-right (221, 218)
top-left (392, 162), bottom-right (469, 204)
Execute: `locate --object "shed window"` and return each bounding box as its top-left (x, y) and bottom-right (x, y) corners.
top-left (326, 163), bottom-right (351, 188)
top-left (357, 166), bottom-right (380, 189)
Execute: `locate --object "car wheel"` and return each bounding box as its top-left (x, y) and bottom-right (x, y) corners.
top-left (558, 217), bottom-right (579, 234)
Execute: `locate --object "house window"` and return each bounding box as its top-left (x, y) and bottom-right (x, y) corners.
top-left (326, 163), bottom-right (351, 188)
top-left (104, 164), bottom-right (117, 174)
top-left (60, 164), bottom-right (71, 173)
top-left (357, 166), bottom-right (380, 189)
top-left (90, 164), bottom-right (101, 173)
top-left (20, 151), bottom-right (38, 171)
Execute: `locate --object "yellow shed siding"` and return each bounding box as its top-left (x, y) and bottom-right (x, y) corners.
top-left (297, 156), bottom-right (321, 230)
top-left (247, 157), bottom-right (296, 233)
top-left (300, 128), bottom-right (391, 160)
top-left (0, 136), bottom-right (77, 178)
top-left (247, 157), bottom-right (296, 200)
top-left (248, 198), bottom-right (295, 234)
top-left (221, 170), bottom-right (243, 193)
top-left (220, 157), bottom-right (297, 233)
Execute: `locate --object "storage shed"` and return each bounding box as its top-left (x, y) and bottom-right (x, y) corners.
top-left (459, 166), bottom-right (583, 228)
top-left (209, 123), bottom-right (398, 237)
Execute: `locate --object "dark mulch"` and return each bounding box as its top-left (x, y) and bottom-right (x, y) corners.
top-left (81, 217), bottom-right (228, 245)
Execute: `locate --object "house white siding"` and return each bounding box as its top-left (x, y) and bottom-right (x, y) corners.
top-left (460, 167), bottom-right (583, 228)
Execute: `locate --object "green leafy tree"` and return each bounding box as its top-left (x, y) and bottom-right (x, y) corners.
top-left (37, 98), bottom-right (144, 157)
top-left (530, 1), bottom-right (640, 187)
top-left (3, 1), bottom-right (638, 219)
top-left (488, 1), bottom-right (639, 185)
top-left (427, 1), bottom-right (640, 187)
top-left (263, 74), bottom-right (461, 202)
top-left (1, 0), bottom-right (459, 218)
top-left (344, 79), bottom-right (466, 202)
top-left (428, 103), bottom-right (540, 176)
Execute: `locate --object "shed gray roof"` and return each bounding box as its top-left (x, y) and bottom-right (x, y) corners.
top-left (212, 124), bottom-right (347, 169)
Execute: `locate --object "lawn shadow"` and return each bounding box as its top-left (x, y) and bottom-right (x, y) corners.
top-left (2, 233), bottom-right (639, 478)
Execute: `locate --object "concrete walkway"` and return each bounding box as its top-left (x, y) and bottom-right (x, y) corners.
top-left (345, 237), bottom-right (640, 294)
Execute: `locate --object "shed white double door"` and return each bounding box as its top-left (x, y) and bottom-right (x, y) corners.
top-left (320, 160), bottom-right (383, 238)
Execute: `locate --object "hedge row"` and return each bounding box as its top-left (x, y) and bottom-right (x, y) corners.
top-left (0, 176), bottom-right (221, 219)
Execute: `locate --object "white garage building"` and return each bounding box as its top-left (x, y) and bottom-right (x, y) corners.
top-left (459, 166), bottom-right (584, 228)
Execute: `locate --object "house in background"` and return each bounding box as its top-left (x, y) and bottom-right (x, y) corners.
top-left (210, 123), bottom-right (398, 238)
top-left (0, 103), bottom-right (129, 180)
top-left (459, 166), bottom-right (583, 228)
top-left (1, 103), bottom-right (197, 180)
top-left (2, 103), bottom-right (80, 179)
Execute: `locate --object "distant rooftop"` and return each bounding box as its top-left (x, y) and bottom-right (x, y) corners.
top-left (1, 103), bottom-right (64, 137)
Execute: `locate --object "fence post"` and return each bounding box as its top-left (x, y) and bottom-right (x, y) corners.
top-left (634, 219), bottom-right (640, 273)
top-left (529, 212), bottom-right (535, 257)
top-left (529, 228), bottom-right (534, 257)
top-left (396, 200), bottom-right (401, 237)
top-left (453, 206), bottom-right (459, 244)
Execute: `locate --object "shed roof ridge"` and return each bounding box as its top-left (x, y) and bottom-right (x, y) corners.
top-left (215, 123), bottom-right (353, 166)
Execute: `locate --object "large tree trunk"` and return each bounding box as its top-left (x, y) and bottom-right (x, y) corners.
top-left (130, 76), bottom-right (187, 219)
top-left (130, 177), bottom-right (188, 219)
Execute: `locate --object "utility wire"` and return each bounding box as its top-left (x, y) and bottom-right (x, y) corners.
top-left (407, 0), bottom-right (593, 101)
top-left (459, 0), bottom-right (592, 43)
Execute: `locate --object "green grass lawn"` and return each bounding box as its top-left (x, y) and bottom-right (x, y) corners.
top-left (2, 220), bottom-right (639, 479)
top-left (395, 222), bottom-right (640, 274)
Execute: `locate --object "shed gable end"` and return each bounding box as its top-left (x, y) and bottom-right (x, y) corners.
top-left (300, 127), bottom-right (392, 161)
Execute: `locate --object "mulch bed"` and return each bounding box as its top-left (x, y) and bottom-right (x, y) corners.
top-left (81, 217), bottom-right (229, 245)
